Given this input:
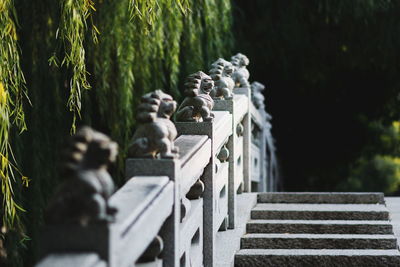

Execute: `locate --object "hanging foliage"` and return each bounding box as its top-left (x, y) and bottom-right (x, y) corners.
top-left (2, 0), bottom-right (234, 265)
top-left (0, 0), bottom-right (29, 232)
top-left (51, 0), bottom-right (99, 133)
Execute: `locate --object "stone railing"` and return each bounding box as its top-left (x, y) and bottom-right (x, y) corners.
top-left (35, 53), bottom-right (277, 267)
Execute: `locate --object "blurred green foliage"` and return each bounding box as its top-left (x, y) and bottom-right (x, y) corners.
top-left (1, 0), bottom-right (234, 265)
top-left (340, 121), bottom-right (400, 194)
top-left (343, 155), bottom-right (400, 194)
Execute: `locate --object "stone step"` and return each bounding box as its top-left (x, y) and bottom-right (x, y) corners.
top-left (251, 204), bottom-right (389, 220)
top-left (246, 220), bottom-right (394, 234)
top-left (235, 249), bottom-right (400, 266)
top-left (257, 192), bottom-right (384, 204)
top-left (240, 233), bottom-right (398, 249)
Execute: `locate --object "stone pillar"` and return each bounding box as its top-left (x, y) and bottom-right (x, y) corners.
top-left (213, 98), bottom-right (244, 230)
top-left (126, 159), bottom-right (180, 267)
top-left (234, 87), bottom-right (252, 193)
top-left (38, 127), bottom-right (119, 266)
top-left (175, 121), bottom-right (215, 267)
top-left (126, 89), bottom-right (181, 266)
top-left (176, 110), bottom-right (232, 267)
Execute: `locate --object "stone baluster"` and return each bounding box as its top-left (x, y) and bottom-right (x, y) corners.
top-left (250, 81), bottom-right (277, 192)
top-left (126, 90), bottom-right (181, 267)
top-left (209, 53), bottom-right (253, 229)
top-left (175, 71), bottom-right (232, 267)
top-left (231, 53), bottom-right (252, 194)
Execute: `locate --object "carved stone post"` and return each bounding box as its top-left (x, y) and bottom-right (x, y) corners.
top-left (175, 71), bottom-right (232, 267)
top-left (262, 117), bottom-right (270, 192)
top-left (213, 98), bottom-right (243, 230)
top-left (231, 53), bottom-right (252, 194)
top-left (234, 87), bottom-right (252, 193)
top-left (176, 118), bottom-right (232, 267)
top-left (264, 112), bottom-right (278, 192)
top-left (40, 127), bottom-right (119, 265)
top-left (208, 55), bottom-right (252, 229)
top-left (126, 90), bottom-right (180, 267)
top-left (250, 81), bottom-right (277, 192)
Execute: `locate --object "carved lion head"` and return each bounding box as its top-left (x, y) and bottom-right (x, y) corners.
top-left (151, 90), bottom-right (177, 119)
top-left (231, 53), bottom-right (250, 67)
top-left (65, 126), bottom-right (118, 172)
top-left (210, 58), bottom-right (234, 78)
top-left (199, 71), bottom-right (214, 94)
top-left (184, 71), bottom-right (214, 97)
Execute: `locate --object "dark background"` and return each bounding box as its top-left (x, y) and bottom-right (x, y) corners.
top-left (234, 1), bottom-right (400, 192)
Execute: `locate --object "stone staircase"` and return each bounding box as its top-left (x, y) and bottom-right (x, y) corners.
top-left (235, 193), bottom-right (400, 266)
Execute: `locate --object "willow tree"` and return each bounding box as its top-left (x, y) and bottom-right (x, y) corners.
top-left (0, 2), bottom-right (30, 265)
top-left (0, 0), bottom-right (234, 265)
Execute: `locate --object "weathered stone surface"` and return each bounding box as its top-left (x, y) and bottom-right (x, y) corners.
top-left (235, 249), bottom-right (400, 267)
top-left (137, 236), bottom-right (164, 263)
top-left (175, 135), bottom-right (209, 165)
top-left (110, 177), bottom-right (171, 230)
top-left (209, 58), bottom-right (235, 100)
top-left (36, 253), bottom-right (106, 267)
top-left (124, 159), bottom-right (180, 267)
top-left (111, 177), bottom-right (174, 266)
top-left (251, 204), bottom-right (389, 220)
top-left (385, 197), bottom-right (400, 247)
top-left (125, 158), bottom-right (179, 181)
top-left (128, 90), bottom-right (178, 159)
top-left (181, 196), bottom-right (192, 222)
top-left (179, 198), bottom-right (203, 267)
top-left (235, 193), bottom-right (399, 267)
top-left (136, 259), bottom-right (163, 267)
top-left (175, 71), bottom-right (215, 122)
top-left (249, 101), bottom-right (264, 128)
top-left (186, 180), bottom-right (205, 200)
top-left (246, 220), bottom-right (393, 234)
top-left (215, 193), bottom-right (257, 267)
top-left (39, 224), bottom-right (111, 262)
top-left (250, 82), bottom-right (265, 110)
top-left (175, 135), bottom-right (211, 196)
top-left (212, 94), bottom-right (251, 229)
top-left (231, 53), bottom-right (250, 89)
top-left (175, 110), bottom-right (232, 267)
top-left (45, 127), bottom-right (118, 226)
top-left (217, 145), bottom-right (229, 162)
top-left (257, 192), bottom-right (385, 204)
top-left (175, 111), bottom-right (232, 153)
top-left (218, 216), bottom-right (229, 232)
top-left (241, 233), bottom-right (398, 249)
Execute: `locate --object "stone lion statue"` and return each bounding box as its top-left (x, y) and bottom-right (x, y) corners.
top-left (175, 71), bottom-right (215, 122)
top-left (231, 53), bottom-right (250, 88)
top-left (45, 127), bottom-right (118, 225)
top-left (128, 90), bottom-right (178, 159)
top-left (209, 58), bottom-right (235, 100)
top-left (251, 81), bottom-right (265, 109)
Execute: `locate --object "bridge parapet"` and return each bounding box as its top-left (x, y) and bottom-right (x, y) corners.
top-left (35, 54), bottom-right (276, 267)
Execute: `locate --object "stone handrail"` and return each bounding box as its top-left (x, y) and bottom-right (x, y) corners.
top-left (35, 54), bottom-right (276, 267)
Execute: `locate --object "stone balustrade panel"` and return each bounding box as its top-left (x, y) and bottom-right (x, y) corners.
top-left (175, 110), bottom-right (233, 267)
top-left (35, 73), bottom-right (274, 267)
top-left (109, 177), bottom-right (174, 266)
